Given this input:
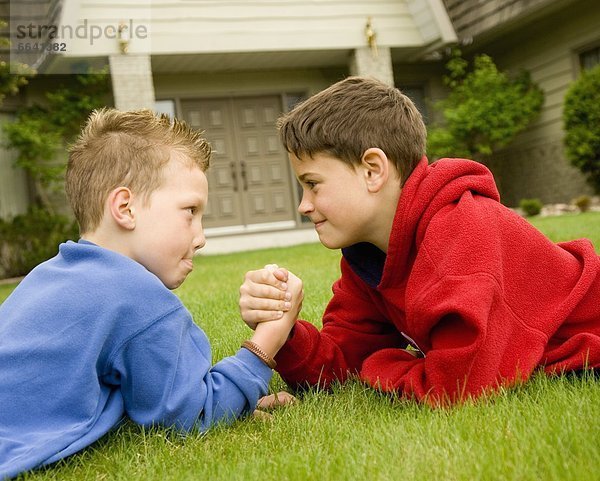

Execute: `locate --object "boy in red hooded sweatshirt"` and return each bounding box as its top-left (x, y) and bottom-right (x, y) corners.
top-left (239, 76), bottom-right (600, 405)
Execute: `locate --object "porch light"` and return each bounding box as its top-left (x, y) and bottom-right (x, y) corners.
top-left (365, 17), bottom-right (378, 57)
top-left (118, 21), bottom-right (130, 53)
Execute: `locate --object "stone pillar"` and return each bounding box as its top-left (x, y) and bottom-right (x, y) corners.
top-left (349, 46), bottom-right (395, 86)
top-left (108, 54), bottom-right (156, 110)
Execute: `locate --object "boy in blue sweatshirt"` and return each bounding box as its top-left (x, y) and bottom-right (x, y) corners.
top-left (0, 108), bottom-right (302, 479)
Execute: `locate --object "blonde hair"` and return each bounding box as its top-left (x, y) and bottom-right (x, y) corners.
top-left (67, 108), bottom-right (211, 233)
top-left (278, 76), bottom-right (426, 184)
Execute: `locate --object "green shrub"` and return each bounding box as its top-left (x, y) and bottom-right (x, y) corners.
top-left (2, 69), bottom-right (110, 212)
top-left (0, 207), bottom-right (78, 278)
top-left (573, 195), bottom-right (591, 212)
top-left (0, 19), bottom-right (35, 106)
top-left (563, 64), bottom-right (600, 193)
top-left (427, 49), bottom-right (544, 160)
top-left (519, 198), bottom-right (543, 217)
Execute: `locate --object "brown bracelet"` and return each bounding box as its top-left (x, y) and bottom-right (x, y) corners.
top-left (241, 340), bottom-right (277, 369)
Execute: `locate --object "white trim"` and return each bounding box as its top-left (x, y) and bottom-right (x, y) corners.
top-left (199, 227), bottom-right (319, 256)
top-left (204, 220), bottom-right (297, 237)
top-left (426, 0), bottom-right (458, 43)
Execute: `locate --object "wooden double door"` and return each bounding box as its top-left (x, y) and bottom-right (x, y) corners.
top-left (181, 96), bottom-right (295, 229)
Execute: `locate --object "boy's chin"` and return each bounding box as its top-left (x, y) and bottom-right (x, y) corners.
top-left (318, 236), bottom-right (349, 250)
top-left (162, 275), bottom-right (187, 290)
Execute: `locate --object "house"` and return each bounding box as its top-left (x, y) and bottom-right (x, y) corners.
top-left (442, 0), bottom-right (599, 206)
top-left (1, 0), bottom-right (598, 254)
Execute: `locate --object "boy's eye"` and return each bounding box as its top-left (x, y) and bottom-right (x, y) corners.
top-left (186, 207), bottom-right (198, 215)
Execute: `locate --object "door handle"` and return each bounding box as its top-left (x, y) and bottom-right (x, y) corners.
top-left (240, 161), bottom-right (248, 191)
top-left (230, 162), bottom-right (238, 192)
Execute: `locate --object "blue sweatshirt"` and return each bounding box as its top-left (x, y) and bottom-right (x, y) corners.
top-left (0, 240), bottom-right (272, 479)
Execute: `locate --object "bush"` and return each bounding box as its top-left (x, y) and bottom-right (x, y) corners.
top-left (0, 207), bottom-right (78, 279)
top-left (2, 69), bottom-right (110, 212)
top-left (563, 64), bottom-right (600, 193)
top-left (573, 195), bottom-right (591, 212)
top-left (519, 198), bottom-right (543, 217)
top-left (0, 19), bottom-right (35, 106)
top-left (427, 50), bottom-right (544, 160)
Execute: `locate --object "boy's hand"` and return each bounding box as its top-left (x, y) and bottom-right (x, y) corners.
top-left (257, 391), bottom-right (297, 410)
top-left (249, 271), bottom-right (303, 358)
top-left (252, 391), bottom-right (297, 421)
top-left (279, 270), bottom-right (303, 323)
top-left (240, 264), bottom-right (293, 329)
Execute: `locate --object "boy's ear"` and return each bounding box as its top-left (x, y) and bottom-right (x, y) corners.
top-left (361, 148), bottom-right (390, 193)
top-left (107, 187), bottom-right (136, 230)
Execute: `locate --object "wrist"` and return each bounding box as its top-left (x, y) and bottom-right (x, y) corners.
top-left (250, 328), bottom-right (286, 359)
top-left (241, 340), bottom-right (277, 369)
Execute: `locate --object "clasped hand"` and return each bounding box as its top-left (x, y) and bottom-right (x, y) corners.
top-left (239, 264), bottom-right (303, 331)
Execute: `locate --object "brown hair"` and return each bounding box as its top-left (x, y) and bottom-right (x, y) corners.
top-left (278, 76), bottom-right (426, 184)
top-left (66, 108), bottom-right (211, 234)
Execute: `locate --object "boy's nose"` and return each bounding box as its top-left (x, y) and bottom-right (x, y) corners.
top-left (195, 234), bottom-right (206, 250)
top-left (194, 230), bottom-right (206, 251)
top-left (298, 193), bottom-right (313, 215)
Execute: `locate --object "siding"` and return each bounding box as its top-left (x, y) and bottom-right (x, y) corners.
top-left (479, 0), bottom-right (600, 205)
top-left (62, 0), bottom-right (426, 57)
top-left (5, 0), bottom-right (64, 71)
top-left (443, 0), bottom-right (565, 39)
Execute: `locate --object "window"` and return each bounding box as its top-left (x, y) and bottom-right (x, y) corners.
top-left (580, 46), bottom-right (600, 71)
top-left (154, 99), bottom-right (176, 117)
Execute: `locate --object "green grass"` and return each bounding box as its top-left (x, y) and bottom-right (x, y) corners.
top-left (528, 211), bottom-right (600, 245)
top-left (3, 212), bottom-right (600, 481)
top-left (0, 283), bottom-right (16, 302)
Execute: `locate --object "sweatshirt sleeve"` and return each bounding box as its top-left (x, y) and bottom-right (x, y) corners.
top-left (107, 307), bottom-right (272, 432)
top-left (275, 260), bottom-right (404, 389)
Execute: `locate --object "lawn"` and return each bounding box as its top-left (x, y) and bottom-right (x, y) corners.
top-left (3, 212), bottom-right (600, 481)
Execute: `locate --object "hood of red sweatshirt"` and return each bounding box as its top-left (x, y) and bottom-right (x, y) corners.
top-left (343, 157), bottom-right (500, 289)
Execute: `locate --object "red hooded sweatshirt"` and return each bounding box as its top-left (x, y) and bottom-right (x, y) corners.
top-left (275, 158), bottom-right (600, 404)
